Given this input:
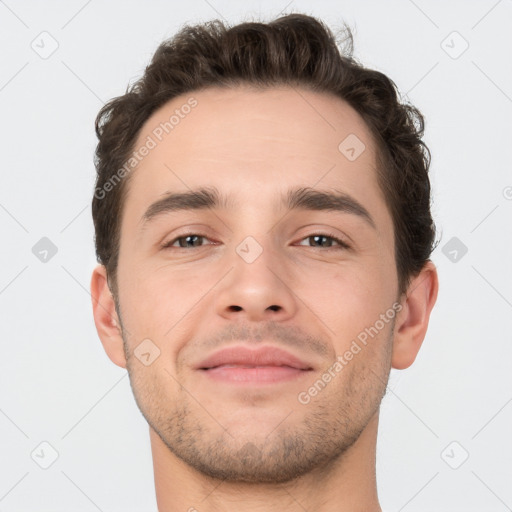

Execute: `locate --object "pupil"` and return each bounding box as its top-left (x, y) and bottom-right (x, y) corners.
top-left (313, 235), bottom-right (328, 247)
top-left (183, 235), bottom-right (200, 247)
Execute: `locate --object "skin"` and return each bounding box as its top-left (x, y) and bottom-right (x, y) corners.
top-left (91, 85), bottom-right (438, 512)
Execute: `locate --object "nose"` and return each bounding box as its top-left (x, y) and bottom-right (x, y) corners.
top-left (214, 236), bottom-right (298, 323)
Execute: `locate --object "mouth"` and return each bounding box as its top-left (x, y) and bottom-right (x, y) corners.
top-left (197, 346), bottom-right (314, 384)
top-left (200, 365), bottom-right (312, 383)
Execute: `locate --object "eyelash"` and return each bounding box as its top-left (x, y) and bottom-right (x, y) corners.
top-left (161, 232), bottom-right (350, 251)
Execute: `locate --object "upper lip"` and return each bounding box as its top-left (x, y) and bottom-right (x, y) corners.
top-left (196, 345), bottom-right (314, 371)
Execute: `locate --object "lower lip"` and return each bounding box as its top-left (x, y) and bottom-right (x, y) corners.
top-left (200, 366), bottom-right (311, 384)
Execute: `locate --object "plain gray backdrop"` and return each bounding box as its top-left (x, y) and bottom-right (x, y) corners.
top-left (1, 0), bottom-right (511, 510)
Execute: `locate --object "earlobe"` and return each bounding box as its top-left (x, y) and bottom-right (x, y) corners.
top-left (90, 265), bottom-right (127, 369)
top-left (391, 261), bottom-right (439, 370)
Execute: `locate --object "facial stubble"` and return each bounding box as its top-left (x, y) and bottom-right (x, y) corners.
top-left (119, 312), bottom-right (395, 484)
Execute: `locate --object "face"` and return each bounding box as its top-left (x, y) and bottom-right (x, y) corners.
top-left (114, 85), bottom-right (400, 483)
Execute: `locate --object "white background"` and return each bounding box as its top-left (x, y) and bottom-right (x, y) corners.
top-left (0, 0), bottom-right (511, 510)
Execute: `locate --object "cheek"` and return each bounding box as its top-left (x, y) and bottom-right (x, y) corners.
top-left (297, 262), bottom-right (391, 330)
top-left (117, 261), bottom-right (213, 351)
top-left (116, 262), bottom-right (172, 339)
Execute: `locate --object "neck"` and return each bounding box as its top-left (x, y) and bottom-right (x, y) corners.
top-left (150, 411), bottom-right (382, 512)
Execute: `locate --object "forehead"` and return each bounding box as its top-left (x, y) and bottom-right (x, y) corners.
top-left (124, 85), bottom-right (389, 231)
top-left (133, 85), bottom-right (376, 171)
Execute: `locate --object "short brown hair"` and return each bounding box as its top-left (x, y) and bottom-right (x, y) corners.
top-left (92, 13), bottom-right (437, 298)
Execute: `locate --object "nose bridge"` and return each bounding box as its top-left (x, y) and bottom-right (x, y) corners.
top-left (229, 200), bottom-right (281, 269)
top-left (231, 229), bottom-right (283, 292)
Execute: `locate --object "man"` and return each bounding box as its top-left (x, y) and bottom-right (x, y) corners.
top-left (90, 12), bottom-right (438, 511)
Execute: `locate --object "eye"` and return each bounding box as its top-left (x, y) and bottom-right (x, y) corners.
top-left (161, 233), bottom-right (214, 249)
top-left (297, 233), bottom-right (350, 250)
top-left (160, 232), bottom-right (350, 251)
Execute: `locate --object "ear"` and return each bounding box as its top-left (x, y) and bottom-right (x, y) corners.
top-left (391, 260), bottom-right (439, 370)
top-left (90, 264), bottom-right (127, 369)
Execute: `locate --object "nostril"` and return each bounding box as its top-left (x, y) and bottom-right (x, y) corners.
top-left (227, 305), bottom-right (280, 312)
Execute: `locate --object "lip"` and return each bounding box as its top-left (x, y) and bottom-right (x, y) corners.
top-left (201, 365), bottom-right (310, 383)
top-left (196, 345), bottom-right (314, 371)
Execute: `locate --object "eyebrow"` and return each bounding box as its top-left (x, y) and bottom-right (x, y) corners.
top-left (140, 186), bottom-right (376, 230)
